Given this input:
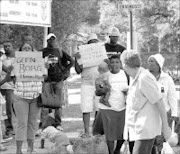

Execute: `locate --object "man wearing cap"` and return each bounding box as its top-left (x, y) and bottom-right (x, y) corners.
top-left (148, 54), bottom-right (178, 154)
top-left (40, 33), bottom-right (74, 131)
top-left (105, 27), bottom-right (126, 58)
top-left (74, 33), bottom-right (100, 138)
top-left (0, 40), bottom-right (15, 138)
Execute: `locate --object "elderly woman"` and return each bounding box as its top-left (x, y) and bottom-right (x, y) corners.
top-left (120, 50), bottom-right (171, 154)
top-left (148, 54), bottom-right (178, 153)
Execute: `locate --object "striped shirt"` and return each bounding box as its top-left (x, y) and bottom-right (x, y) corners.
top-left (14, 81), bottom-right (42, 99)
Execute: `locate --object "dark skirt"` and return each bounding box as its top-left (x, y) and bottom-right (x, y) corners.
top-left (100, 109), bottom-right (125, 141)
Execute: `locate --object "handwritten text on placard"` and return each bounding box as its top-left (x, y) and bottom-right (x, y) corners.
top-left (78, 43), bottom-right (107, 68)
top-left (13, 52), bottom-right (45, 81)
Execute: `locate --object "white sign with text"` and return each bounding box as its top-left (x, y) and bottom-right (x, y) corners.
top-left (13, 52), bottom-right (45, 81)
top-left (0, 0), bottom-right (51, 27)
top-left (78, 43), bottom-right (108, 68)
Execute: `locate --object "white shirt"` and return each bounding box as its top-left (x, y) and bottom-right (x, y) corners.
top-left (81, 66), bottom-right (99, 86)
top-left (124, 67), bottom-right (162, 141)
top-left (157, 71), bottom-right (178, 117)
top-left (0, 56), bottom-right (15, 90)
top-left (99, 70), bottom-right (128, 111)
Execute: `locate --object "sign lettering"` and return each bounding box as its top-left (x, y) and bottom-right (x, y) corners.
top-left (77, 43), bottom-right (108, 68)
top-left (13, 52), bottom-right (45, 81)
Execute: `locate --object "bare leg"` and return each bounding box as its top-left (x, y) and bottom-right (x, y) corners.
top-left (83, 112), bottom-right (90, 135)
top-left (16, 140), bottom-right (23, 154)
top-left (107, 140), bottom-right (114, 154)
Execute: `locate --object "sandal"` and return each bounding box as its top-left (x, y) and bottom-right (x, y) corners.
top-left (79, 133), bottom-right (91, 138)
top-left (56, 126), bottom-right (63, 131)
top-left (0, 144), bottom-right (7, 151)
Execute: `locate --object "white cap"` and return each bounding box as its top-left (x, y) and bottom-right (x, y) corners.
top-left (109, 27), bottom-right (120, 37)
top-left (46, 33), bottom-right (56, 40)
top-left (149, 54), bottom-right (165, 69)
top-left (87, 33), bottom-right (98, 43)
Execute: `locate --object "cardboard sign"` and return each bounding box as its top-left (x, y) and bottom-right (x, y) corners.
top-left (77, 43), bottom-right (108, 68)
top-left (13, 52), bottom-right (45, 81)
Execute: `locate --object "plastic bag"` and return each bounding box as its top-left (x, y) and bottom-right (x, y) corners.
top-left (167, 120), bottom-right (178, 147)
top-left (161, 142), bottom-right (175, 154)
top-left (121, 141), bottom-right (131, 154)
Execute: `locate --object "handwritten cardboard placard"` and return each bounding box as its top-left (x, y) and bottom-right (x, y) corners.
top-left (77, 43), bottom-right (108, 68)
top-left (13, 52), bottom-right (45, 81)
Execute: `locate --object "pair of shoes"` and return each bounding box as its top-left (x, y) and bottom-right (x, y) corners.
top-left (1, 139), bottom-right (7, 143)
top-left (56, 125), bottom-right (63, 131)
top-left (6, 130), bottom-right (15, 136)
top-left (0, 144), bottom-right (7, 151)
top-left (3, 134), bottom-right (13, 141)
top-left (35, 129), bottom-right (42, 137)
top-left (79, 133), bottom-right (91, 138)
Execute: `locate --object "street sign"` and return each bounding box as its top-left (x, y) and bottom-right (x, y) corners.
top-left (117, 1), bottom-right (143, 10)
top-left (118, 4), bottom-right (143, 9)
top-left (0, 0), bottom-right (51, 27)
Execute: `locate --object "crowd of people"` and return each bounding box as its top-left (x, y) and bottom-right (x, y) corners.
top-left (0, 27), bottom-right (179, 154)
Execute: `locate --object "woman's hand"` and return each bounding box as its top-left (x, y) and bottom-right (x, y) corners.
top-left (162, 125), bottom-right (171, 141)
top-left (45, 62), bottom-right (50, 69)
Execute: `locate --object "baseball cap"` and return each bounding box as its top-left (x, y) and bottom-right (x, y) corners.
top-left (109, 27), bottom-right (120, 37)
top-left (46, 33), bottom-right (56, 40)
top-left (87, 33), bottom-right (98, 43)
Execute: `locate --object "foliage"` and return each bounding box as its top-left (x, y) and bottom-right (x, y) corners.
top-left (0, 0), bottom-right (100, 49)
top-left (98, 0), bottom-right (180, 53)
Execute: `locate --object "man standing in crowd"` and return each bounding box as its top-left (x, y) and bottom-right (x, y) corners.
top-left (0, 40), bottom-right (15, 137)
top-left (105, 27), bottom-right (126, 58)
top-left (74, 33), bottom-right (100, 138)
top-left (40, 33), bottom-right (74, 131)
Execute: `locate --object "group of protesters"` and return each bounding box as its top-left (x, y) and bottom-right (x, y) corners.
top-left (0, 26), bottom-right (179, 154)
top-left (0, 33), bottom-right (74, 154)
top-left (74, 27), bottom-right (179, 154)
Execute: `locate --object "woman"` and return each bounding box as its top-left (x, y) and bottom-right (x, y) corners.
top-left (148, 54), bottom-right (178, 154)
top-left (14, 42), bottom-right (43, 154)
top-left (120, 50), bottom-right (171, 154)
top-left (19, 43), bottom-right (34, 52)
top-left (96, 55), bottom-right (129, 154)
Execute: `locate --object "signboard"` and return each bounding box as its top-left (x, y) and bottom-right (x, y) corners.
top-left (13, 52), bottom-right (45, 81)
top-left (77, 43), bottom-right (108, 68)
top-left (0, 0), bottom-right (51, 27)
top-left (117, 1), bottom-right (143, 10)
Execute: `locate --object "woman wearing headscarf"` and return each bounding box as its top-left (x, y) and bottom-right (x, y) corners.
top-left (148, 54), bottom-right (178, 154)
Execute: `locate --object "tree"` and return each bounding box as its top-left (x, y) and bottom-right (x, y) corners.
top-left (0, 0), bottom-right (100, 49)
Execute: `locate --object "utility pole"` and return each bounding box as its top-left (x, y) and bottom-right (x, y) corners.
top-left (130, 10), bottom-right (133, 49)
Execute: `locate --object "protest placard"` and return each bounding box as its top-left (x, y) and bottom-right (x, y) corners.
top-left (77, 43), bottom-right (107, 68)
top-left (13, 52), bottom-right (45, 81)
